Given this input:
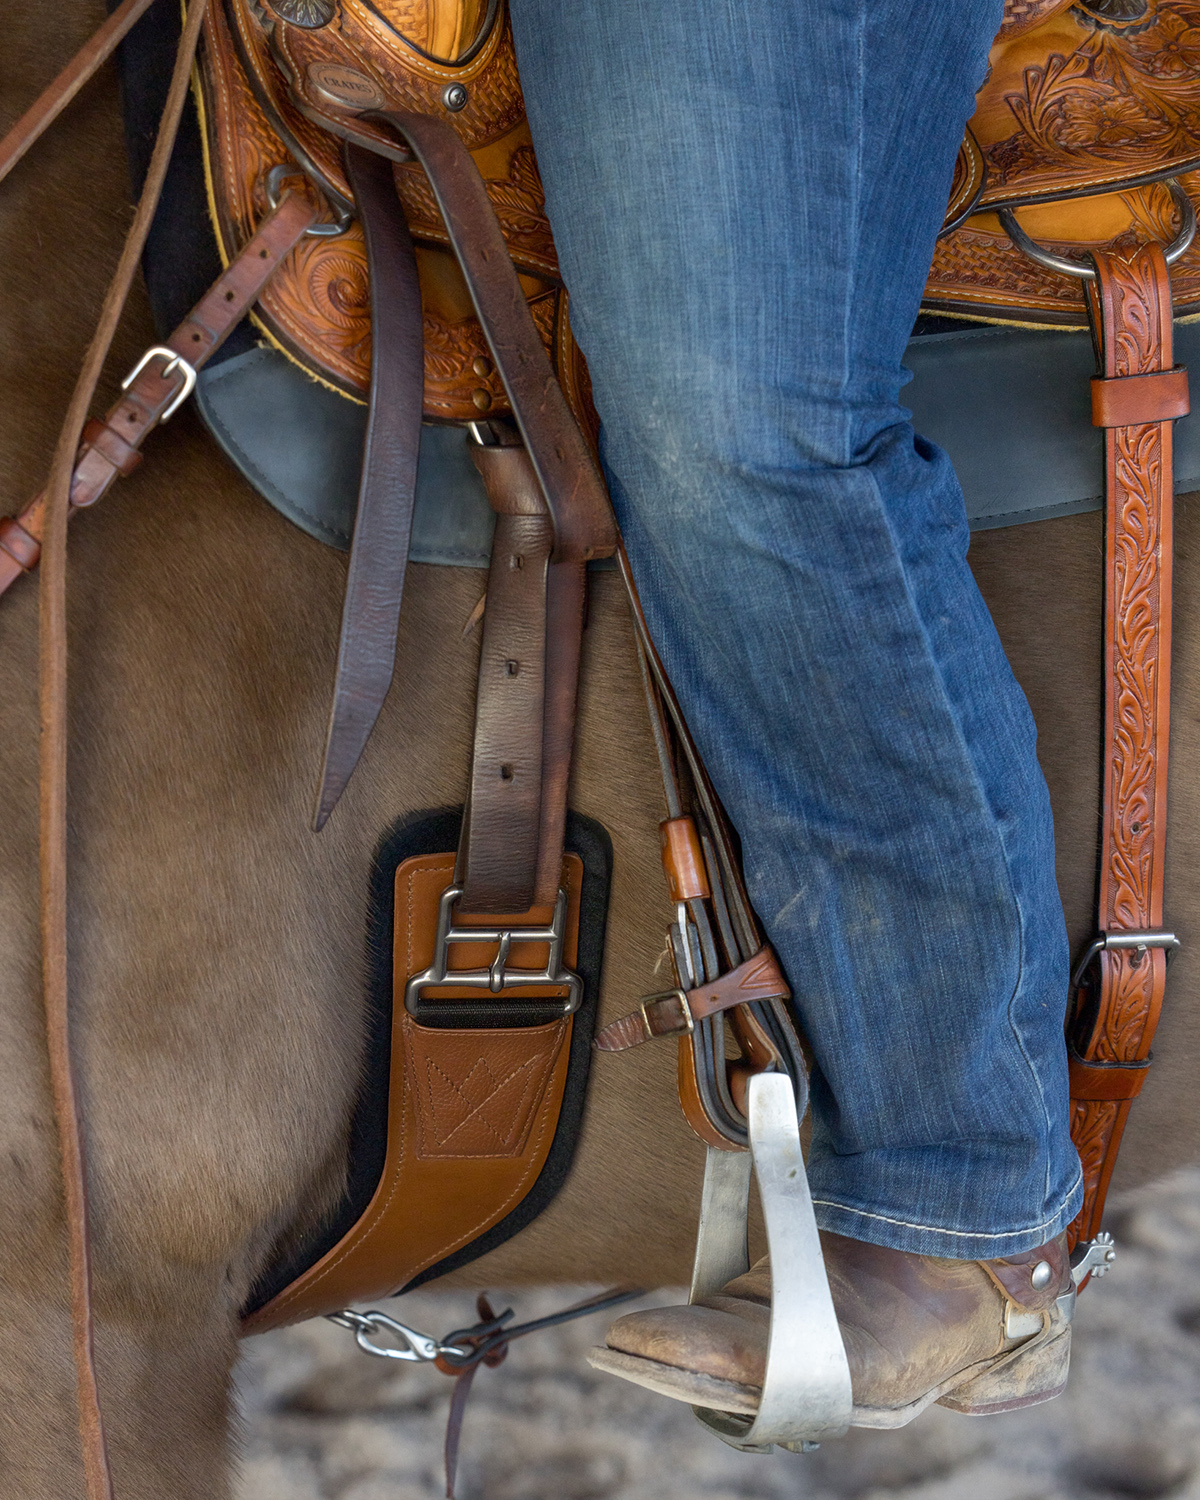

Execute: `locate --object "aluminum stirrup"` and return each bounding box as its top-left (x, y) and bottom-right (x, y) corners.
top-left (690, 1070), bottom-right (853, 1452)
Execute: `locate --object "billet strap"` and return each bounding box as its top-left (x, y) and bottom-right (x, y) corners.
top-left (457, 439), bottom-right (554, 912)
top-left (0, 192), bottom-right (317, 598)
top-left (363, 112), bottom-right (617, 565)
top-left (1067, 242), bottom-right (1182, 1245)
top-left (312, 144), bottom-right (423, 830)
top-left (0, 0), bottom-right (162, 187)
top-left (455, 438), bottom-right (588, 913)
top-left (311, 110), bottom-right (614, 835)
top-left (29, 6), bottom-right (211, 1497)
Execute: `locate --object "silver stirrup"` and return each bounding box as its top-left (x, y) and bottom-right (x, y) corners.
top-left (690, 1070), bottom-right (853, 1452)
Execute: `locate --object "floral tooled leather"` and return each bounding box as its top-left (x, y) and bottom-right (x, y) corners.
top-left (196, 0), bottom-right (595, 425)
top-left (928, 0), bottom-right (1200, 323)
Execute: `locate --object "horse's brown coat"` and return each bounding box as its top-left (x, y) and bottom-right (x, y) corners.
top-left (1, 5), bottom-right (1198, 1494)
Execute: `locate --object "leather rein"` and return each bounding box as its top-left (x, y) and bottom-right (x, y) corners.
top-left (0, 5), bottom-right (802, 1492)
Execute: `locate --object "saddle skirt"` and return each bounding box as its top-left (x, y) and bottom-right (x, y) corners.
top-left (197, 0), bottom-right (597, 438)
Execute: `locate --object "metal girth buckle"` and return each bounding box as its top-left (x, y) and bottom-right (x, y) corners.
top-left (121, 346), bottom-right (197, 423)
top-left (404, 883), bottom-right (582, 1018)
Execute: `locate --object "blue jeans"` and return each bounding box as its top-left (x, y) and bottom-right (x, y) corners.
top-left (509, 0), bottom-right (1083, 1257)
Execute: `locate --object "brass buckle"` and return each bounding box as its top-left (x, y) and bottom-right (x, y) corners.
top-left (640, 989), bottom-right (694, 1040)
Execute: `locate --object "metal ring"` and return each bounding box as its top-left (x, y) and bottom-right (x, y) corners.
top-left (999, 178), bottom-right (1197, 281)
top-left (265, 162), bottom-right (354, 237)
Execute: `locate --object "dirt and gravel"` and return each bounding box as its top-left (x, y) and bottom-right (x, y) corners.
top-left (235, 1167), bottom-right (1200, 1500)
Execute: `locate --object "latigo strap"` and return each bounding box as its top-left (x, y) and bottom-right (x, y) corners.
top-left (312, 144), bottom-right (423, 830)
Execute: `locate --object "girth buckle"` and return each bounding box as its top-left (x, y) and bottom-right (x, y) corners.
top-left (404, 883), bottom-right (582, 1018)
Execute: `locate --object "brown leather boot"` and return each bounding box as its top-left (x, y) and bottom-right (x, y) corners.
top-left (588, 1231), bottom-right (1073, 1429)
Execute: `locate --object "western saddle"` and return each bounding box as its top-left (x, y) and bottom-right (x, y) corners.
top-left (0, 0), bottom-right (1192, 1486)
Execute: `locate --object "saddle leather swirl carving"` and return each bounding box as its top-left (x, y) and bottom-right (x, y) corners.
top-left (196, 0), bottom-right (597, 441)
top-left (933, 0), bottom-right (1200, 324)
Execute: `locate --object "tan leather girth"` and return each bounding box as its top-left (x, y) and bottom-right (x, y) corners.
top-left (243, 852), bottom-right (584, 1332)
top-left (1067, 243), bottom-right (1182, 1244)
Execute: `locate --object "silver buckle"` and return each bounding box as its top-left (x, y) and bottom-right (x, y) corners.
top-left (404, 883), bottom-right (582, 1017)
top-left (1070, 929), bottom-right (1181, 991)
top-left (121, 346), bottom-right (197, 422)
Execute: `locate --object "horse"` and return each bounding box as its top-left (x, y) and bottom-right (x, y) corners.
top-left (2, 1), bottom-right (1200, 1495)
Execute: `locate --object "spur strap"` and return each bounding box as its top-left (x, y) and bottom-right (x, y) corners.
top-left (312, 144), bottom-right (423, 830)
top-left (0, 192), bottom-right (317, 597)
top-left (1067, 242), bottom-right (1184, 1243)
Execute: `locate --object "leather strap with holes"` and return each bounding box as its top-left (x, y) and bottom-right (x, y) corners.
top-left (0, 191), bottom-right (316, 598)
top-left (1067, 243), bottom-right (1184, 1245)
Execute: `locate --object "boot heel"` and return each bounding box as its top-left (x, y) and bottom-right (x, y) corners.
top-left (937, 1326), bottom-right (1071, 1415)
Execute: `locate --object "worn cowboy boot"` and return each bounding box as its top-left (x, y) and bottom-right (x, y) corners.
top-left (588, 1231), bottom-right (1073, 1428)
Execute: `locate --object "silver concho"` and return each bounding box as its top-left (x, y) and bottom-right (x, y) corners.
top-left (272, 0), bottom-right (337, 29)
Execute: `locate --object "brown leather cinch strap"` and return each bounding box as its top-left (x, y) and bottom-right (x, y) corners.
top-left (0, 191), bottom-right (317, 598)
top-left (1067, 242), bottom-right (1184, 1245)
top-left (312, 143), bottom-right (423, 830)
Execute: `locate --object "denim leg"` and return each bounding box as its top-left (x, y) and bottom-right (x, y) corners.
top-left (510, 0), bottom-right (1083, 1256)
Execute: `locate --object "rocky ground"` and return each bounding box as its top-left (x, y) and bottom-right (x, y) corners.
top-left (235, 1168), bottom-right (1200, 1500)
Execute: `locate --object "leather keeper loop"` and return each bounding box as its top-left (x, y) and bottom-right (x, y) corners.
top-left (660, 817), bottom-right (711, 902)
top-left (1091, 365), bottom-right (1190, 428)
top-left (82, 415), bottom-right (144, 476)
top-left (1068, 1052), bottom-right (1151, 1101)
top-left (0, 514), bottom-right (40, 570)
top-left (594, 946), bottom-right (790, 1052)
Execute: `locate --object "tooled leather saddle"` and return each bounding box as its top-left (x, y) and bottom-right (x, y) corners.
top-left (0, 0), bottom-right (1193, 1478)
